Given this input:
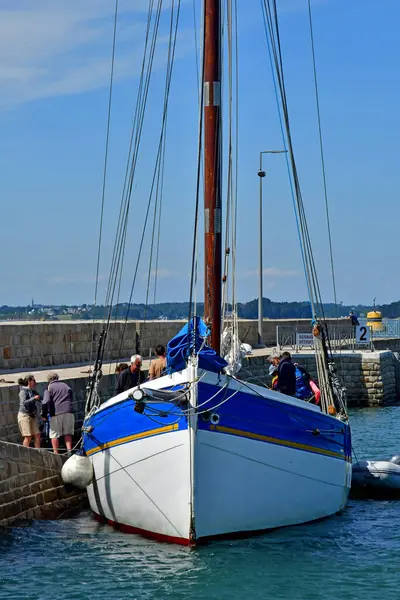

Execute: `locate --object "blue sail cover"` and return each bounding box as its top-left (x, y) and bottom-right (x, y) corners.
top-left (167, 316), bottom-right (228, 374)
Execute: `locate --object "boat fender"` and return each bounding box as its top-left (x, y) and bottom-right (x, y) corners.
top-left (210, 413), bottom-right (220, 425)
top-left (389, 455), bottom-right (400, 465)
top-left (61, 454), bottom-right (93, 489)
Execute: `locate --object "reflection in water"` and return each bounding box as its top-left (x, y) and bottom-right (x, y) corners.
top-left (0, 407), bottom-right (399, 600)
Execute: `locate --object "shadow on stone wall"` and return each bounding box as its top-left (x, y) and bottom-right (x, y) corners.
top-left (0, 441), bottom-right (87, 527)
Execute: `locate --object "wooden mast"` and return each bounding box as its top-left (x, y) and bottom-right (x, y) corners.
top-left (204, 0), bottom-right (222, 353)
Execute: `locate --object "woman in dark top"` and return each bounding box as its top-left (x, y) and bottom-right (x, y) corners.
top-left (17, 374), bottom-right (41, 448)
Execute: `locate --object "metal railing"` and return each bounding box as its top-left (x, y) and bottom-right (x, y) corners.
top-left (276, 318), bottom-right (400, 352)
top-left (276, 325), bottom-right (356, 352)
top-left (358, 318), bottom-right (400, 339)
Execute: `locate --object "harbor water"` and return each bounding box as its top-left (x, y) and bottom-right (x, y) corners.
top-left (1, 407), bottom-right (400, 600)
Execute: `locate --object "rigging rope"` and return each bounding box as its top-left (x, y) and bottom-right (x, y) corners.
top-left (187, 12), bottom-right (206, 329)
top-left (86, 0), bottom-right (180, 411)
top-left (144, 1), bottom-right (177, 319)
top-left (307, 0), bottom-right (338, 315)
top-left (221, 0), bottom-right (234, 324)
top-left (259, 0), bottom-right (346, 415)
top-left (152, 129), bottom-right (167, 305)
top-left (89, 0), bottom-right (119, 368)
top-left (117, 0), bottom-right (182, 359)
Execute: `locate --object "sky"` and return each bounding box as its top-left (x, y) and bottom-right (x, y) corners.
top-left (1, 0), bottom-right (399, 307)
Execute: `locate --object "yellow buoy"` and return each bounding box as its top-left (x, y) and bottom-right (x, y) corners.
top-left (367, 310), bottom-right (383, 332)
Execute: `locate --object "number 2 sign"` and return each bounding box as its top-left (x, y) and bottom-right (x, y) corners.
top-left (356, 325), bottom-right (371, 345)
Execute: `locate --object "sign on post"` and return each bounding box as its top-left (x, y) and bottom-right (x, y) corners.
top-left (355, 325), bottom-right (371, 345)
top-left (296, 333), bottom-right (314, 348)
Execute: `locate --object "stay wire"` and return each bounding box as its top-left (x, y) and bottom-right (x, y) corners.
top-left (145, 1), bottom-right (177, 320)
top-left (153, 128), bottom-right (167, 305)
top-left (89, 0), bottom-right (119, 367)
top-left (188, 16), bottom-right (206, 328)
top-left (94, 0), bottom-right (119, 310)
top-left (307, 0), bottom-right (338, 314)
top-left (262, 0), bottom-right (324, 319)
top-left (222, 0), bottom-right (233, 324)
top-left (96, 0), bottom-right (164, 373)
top-left (117, 0), bottom-right (182, 358)
top-left (259, 0), bottom-right (312, 311)
top-left (104, 0), bottom-right (156, 312)
top-left (105, 1), bottom-right (162, 327)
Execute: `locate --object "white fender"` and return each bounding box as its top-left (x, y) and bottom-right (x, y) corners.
top-left (61, 454), bottom-right (93, 489)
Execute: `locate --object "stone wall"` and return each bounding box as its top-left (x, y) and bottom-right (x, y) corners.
top-left (0, 441), bottom-right (87, 526)
top-left (0, 318), bottom-right (356, 371)
top-left (3, 317), bottom-right (400, 373)
top-left (238, 350), bottom-right (399, 407)
top-left (0, 321), bottom-right (140, 370)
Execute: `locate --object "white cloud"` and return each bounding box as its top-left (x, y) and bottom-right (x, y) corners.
top-left (148, 268), bottom-right (174, 279)
top-left (243, 267), bottom-right (299, 278)
top-left (45, 274), bottom-right (107, 284)
top-left (0, 0), bottom-right (186, 107)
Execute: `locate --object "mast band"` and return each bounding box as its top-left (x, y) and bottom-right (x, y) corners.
top-left (204, 81), bottom-right (221, 107)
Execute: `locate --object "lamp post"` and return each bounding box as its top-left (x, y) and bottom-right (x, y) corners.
top-left (257, 149), bottom-right (287, 346)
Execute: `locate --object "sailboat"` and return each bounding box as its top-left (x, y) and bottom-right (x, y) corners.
top-left (80, 0), bottom-right (352, 545)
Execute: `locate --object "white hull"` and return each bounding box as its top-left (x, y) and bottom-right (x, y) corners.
top-left (87, 429), bottom-right (192, 542)
top-left (85, 366), bottom-right (351, 544)
top-left (195, 430), bottom-right (350, 538)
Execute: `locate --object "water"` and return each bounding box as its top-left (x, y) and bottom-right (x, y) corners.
top-left (1, 407), bottom-right (400, 600)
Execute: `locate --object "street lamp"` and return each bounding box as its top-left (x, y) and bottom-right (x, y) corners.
top-left (257, 149), bottom-right (287, 347)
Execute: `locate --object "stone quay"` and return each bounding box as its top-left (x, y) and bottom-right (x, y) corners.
top-left (1, 318), bottom-right (400, 525)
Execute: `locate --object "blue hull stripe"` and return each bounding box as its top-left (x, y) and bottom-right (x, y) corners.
top-left (82, 380), bottom-right (351, 464)
top-left (86, 423), bottom-right (180, 457)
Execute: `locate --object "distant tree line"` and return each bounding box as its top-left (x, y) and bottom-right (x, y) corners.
top-left (2, 298), bottom-right (400, 320)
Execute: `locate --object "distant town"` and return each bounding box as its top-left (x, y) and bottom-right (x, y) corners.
top-left (1, 298), bottom-right (400, 321)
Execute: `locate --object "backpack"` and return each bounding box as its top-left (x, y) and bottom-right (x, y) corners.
top-left (295, 366), bottom-right (312, 400)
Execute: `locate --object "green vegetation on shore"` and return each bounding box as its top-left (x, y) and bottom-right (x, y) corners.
top-left (1, 298), bottom-right (399, 321)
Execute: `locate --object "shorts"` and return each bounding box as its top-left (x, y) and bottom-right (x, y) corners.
top-left (18, 413), bottom-right (40, 437)
top-left (49, 413), bottom-right (75, 439)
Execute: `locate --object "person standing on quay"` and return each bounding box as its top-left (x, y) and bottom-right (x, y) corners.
top-left (17, 375), bottom-right (41, 448)
top-left (116, 355), bottom-right (145, 394)
top-left (149, 345), bottom-right (167, 380)
top-left (42, 372), bottom-right (74, 454)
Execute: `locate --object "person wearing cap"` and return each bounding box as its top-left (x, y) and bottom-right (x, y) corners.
top-left (116, 355), bottom-right (145, 394)
top-left (268, 354), bottom-right (280, 391)
top-left (268, 363), bottom-right (279, 391)
top-left (42, 372), bottom-right (74, 454)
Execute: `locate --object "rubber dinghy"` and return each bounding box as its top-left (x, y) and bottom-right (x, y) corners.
top-left (351, 456), bottom-right (400, 498)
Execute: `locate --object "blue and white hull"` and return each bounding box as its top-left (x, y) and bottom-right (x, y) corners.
top-left (82, 365), bottom-right (352, 545)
